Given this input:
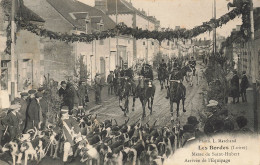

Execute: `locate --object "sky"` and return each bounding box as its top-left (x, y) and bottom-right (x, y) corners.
top-left (78, 0), bottom-right (260, 39)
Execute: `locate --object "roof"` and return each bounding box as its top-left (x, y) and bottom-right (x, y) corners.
top-left (20, 4), bottom-right (45, 22)
top-left (107, 0), bottom-right (159, 24)
top-left (47, 0), bottom-right (116, 31)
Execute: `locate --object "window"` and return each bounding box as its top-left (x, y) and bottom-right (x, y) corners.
top-left (128, 40), bottom-right (130, 44)
top-left (167, 41), bottom-right (170, 46)
top-left (151, 42), bottom-right (154, 45)
top-left (143, 41), bottom-right (145, 45)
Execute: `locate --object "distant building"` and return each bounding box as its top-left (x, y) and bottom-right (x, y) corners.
top-left (96, 0), bottom-right (161, 64)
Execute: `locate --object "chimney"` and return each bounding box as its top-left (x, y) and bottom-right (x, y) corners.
top-left (95, 0), bottom-right (108, 13)
top-left (236, 25), bottom-right (241, 31)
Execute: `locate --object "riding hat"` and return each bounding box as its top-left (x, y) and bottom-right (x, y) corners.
top-left (61, 81), bottom-right (66, 85)
top-left (35, 92), bottom-right (43, 98)
top-left (20, 92), bottom-right (28, 97)
top-left (28, 89), bottom-right (37, 94)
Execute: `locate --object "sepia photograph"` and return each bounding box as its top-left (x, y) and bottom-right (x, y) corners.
top-left (0, 0), bottom-right (259, 164)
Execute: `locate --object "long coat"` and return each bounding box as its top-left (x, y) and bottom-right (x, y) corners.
top-left (230, 74), bottom-right (240, 97)
top-left (66, 85), bottom-right (79, 110)
top-left (25, 98), bottom-right (42, 130)
top-left (240, 75), bottom-right (249, 92)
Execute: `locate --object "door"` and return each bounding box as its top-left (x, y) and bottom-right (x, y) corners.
top-left (18, 59), bottom-right (33, 92)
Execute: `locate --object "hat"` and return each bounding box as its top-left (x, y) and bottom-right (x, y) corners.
top-left (61, 81), bottom-right (66, 85)
top-left (183, 124), bottom-right (195, 133)
top-left (207, 100), bottom-right (218, 107)
top-left (187, 116), bottom-right (199, 126)
top-left (37, 87), bottom-right (45, 92)
top-left (242, 71), bottom-right (246, 74)
top-left (35, 92), bottom-right (43, 98)
top-left (20, 92), bottom-right (28, 97)
top-left (61, 106), bottom-right (69, 114)
top-left (110, 71), bottom-right (113, 73)
top-left (28, 89), bottom-right (36, 94)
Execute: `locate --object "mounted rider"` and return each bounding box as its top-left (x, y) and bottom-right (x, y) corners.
top-left (140, 63), bottom-right (153, 88)
top-left (166, 60), bottom-right (186, 99)
top-left (120, 63), bottom-right (135, 94)
top-left (188, 56), bottom-right (196, 76)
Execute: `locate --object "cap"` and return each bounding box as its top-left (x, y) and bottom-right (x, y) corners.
top-left (35, 92), bottom-right (43, 98)
top-left (61, 81), bottom-right (66, 85)
top-left (28, 89), bottom-right (37, 94)
top-left (110, 70), bottom-right (113, 73)
top-left (187, 116), bottom-right (199, 126)
top-left (38, 87), bottom-right (45, 92)
top-left (20, 92), bottom-right (28, 97)
top-left (207, 100), bottom-right (218, 107)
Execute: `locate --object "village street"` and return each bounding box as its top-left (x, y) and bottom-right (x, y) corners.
top-left (90, 61), bottom-right (207, 128)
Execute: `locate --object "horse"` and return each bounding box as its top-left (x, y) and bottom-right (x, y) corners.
top-left (132, 76), bottom-right (156, 119)
top-left (184, 65), bottom-right (194, 86)
top-left (157, 67), bottom-right (168, 90)
top-left (118, 77), bottom-right (131, 117)
top-left (167, 67), bottom-right (190, 119)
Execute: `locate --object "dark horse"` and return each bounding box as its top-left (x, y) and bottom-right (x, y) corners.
top-left (157, 66), bottom-right (168, 90)
top-left (132, 77), bottom-right (156, 119)
top-left (167, 66), bottom-right (191, 118)
top-left (118, 77), bottom-right (133, 116)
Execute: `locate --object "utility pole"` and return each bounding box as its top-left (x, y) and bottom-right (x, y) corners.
top-left (116, 0), bottom-right (119, 67)
top-left (11, 0), bottom-right (16, 101)
top-left (249, 0), bottom-right (258, 132)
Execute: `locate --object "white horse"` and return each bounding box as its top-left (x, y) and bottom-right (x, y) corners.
top-left (185, 65), bottom-right (194, 86)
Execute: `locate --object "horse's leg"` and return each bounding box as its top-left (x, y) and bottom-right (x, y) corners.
top-left (176, 101), bottom-right (180, 117)
top-left (150, 96), bottom-right (154, 115)
top-left (170, 100), bottom-right (174, 117)
top-left (132, 94), bottom-right (136, 111)
top-left (141, 99), bottom-right (146, 119)
top-left (182, 98), bottom-right (186, 113)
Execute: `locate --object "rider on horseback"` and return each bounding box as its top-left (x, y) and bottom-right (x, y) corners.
top-left (121, 63), bottom-right (135, 95)
top-left (165, 61), bottom-right (186, 99)
top-left (159, 59), bottom-right (167, 71)
top-left (188, 57), bottom-right (196, 76)
top-left (140, 63), bottom-right (153, 87)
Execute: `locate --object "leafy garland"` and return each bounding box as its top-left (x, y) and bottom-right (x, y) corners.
top-left (2, 1), bottom-right (250, 55)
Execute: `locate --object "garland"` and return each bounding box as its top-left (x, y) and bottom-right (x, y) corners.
top-left (2, 1), bottom-right (250, 55)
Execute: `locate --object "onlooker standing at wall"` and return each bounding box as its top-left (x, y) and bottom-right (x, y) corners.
top-left (230, 70), bottom-right (240, 103)
top-left (240, 71), bottom-right (249, 102)
top-left (78, 80), bottom-right (87, 108)
top-left (66, 82), bottom-right (79, 114)
top-left (95, 73), bottom-right (102, 105)
top-left (107, 71), bottom-right (114, 95)
top-left (19, 92), bottom-right (28, 132)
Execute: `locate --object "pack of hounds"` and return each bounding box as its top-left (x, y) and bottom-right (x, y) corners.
top-left (0, 112), bottom-right (189, 165)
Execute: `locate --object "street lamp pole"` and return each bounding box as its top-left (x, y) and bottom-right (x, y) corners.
top-left (116, 0), bottom-right (119, 66)
top-left (11, 0), bottom-right (16, 101)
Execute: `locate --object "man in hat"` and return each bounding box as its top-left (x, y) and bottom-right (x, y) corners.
top-left (78, 80), bottom-right (87, 108)
top-left (95, 73), bottom-right (102, 105)
top-left (3, 105), bottom-right (22, 140)
top-left (19, 92), bottom-right (28, 131)
top-left (107, 71), bottom-right (114, 95)
top-left (230, 70), bottom-right (240, 103)
top-left (240, 71), bottom-right (249, 102)
top-left (188, 57), bottom-right (196, 76)
top-left (59, 81), bottom-right (67, 98)
top-left (38, 87), bottom-right (45, 94)
top-left (27, 89), bottom-right (36, 104)
top-left (66, 82), bottom-right (79, 114)
top-left (25, 92), bottom-right (45, 131)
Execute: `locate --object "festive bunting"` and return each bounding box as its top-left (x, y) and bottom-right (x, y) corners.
top-left (2, 1), bottom-right (251, 55)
